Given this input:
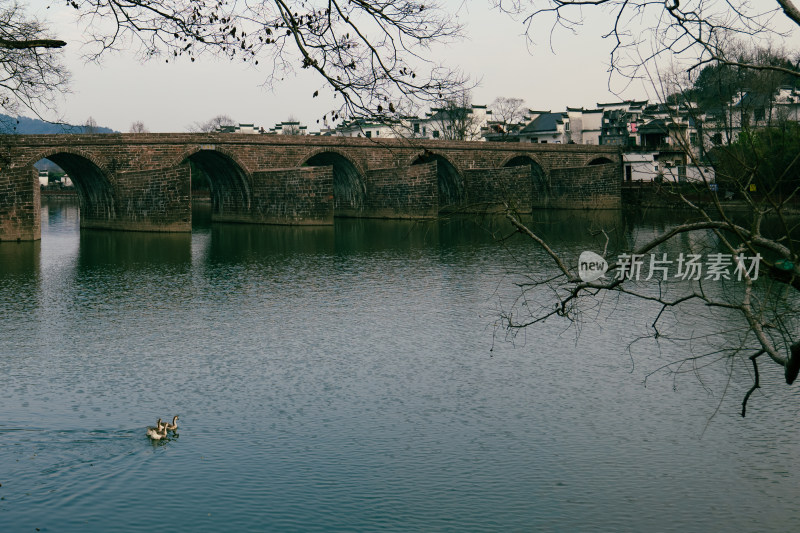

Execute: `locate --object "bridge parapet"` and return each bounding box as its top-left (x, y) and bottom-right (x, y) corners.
top-left (0, 133), bottom-right (621, 241)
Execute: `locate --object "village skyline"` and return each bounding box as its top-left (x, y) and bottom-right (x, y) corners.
top-left (16, 0), bottom-right (722, 133)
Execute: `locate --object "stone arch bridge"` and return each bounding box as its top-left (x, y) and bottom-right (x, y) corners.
top-left (0, 133), bottom-right (620, 240)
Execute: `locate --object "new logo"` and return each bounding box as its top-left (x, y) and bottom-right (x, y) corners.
top-left (578, 251), bottom-right (608, 282)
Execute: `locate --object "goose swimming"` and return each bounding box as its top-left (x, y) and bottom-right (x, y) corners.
top-left (164, 415), bottom-right (179, 432)
top-left (146, 418), bottom-right (164, 435)
top-left (146, 423), bottom-right (168, 441)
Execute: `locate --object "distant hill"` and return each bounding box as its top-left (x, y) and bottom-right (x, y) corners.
top-left (0, 114), bottom-right (116, 134)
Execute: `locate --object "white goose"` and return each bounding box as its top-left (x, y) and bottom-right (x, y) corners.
top-left (146, 422), bottom-right (168, 441)
top-left (164, 415), bottom-right (179, 432)
top-left (145, 418), bottom-right (164, 438)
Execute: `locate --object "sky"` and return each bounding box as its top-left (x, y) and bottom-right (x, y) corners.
top-left (25, 0), bottom-right (800, 133)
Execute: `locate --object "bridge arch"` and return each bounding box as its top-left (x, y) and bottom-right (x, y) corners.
top-left (503, 154), bottom-right (549, 202)
top-left (409, 150), bottom-right (464, 211)
top-left (300, 149), bottom-right (366, 216)
top-left (171, 144), bottom-right (255, 176)
top-left (181, 147), bottom-right (252, 219)
top-left (29, 148), bottom-right (117, 225)
top-left (588, 156), bottom-right (615, 166)
top-left (502, 154), bottom-right (547, 176)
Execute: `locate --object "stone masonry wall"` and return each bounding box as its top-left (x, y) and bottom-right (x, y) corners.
top-left (361, 162), bottom-right (437, 218)
top-left (250, 166), bottom-right (333, 225)
top-left (0, 166), bottom-right (40, 241)
top-left (85, 164), bottom-right (192, 232)
top-left (543, 163), bottom-right (621, 209)
top-left (464, 166), bottom-right (532, 213)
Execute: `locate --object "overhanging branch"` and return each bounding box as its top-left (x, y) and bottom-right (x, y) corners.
top-left (0, 38), bottom-right (67, 49)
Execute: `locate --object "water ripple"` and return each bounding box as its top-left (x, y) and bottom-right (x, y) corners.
top-left (1, 204), bottom-right (799, 531)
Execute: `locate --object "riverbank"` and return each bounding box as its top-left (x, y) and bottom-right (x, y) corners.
top-left (41, 187), bottom-right (77, 197)
top-left (622, 182), bottom-right (800, 213)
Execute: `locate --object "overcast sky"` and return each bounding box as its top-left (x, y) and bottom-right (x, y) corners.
top-left (27, 0), bottom-right (800, 133)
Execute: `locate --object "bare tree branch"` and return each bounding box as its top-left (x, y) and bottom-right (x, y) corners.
top-left (67, 0), bottom-right (468, 120)
top-left (0, 1), bottom-right (70, 118)
top-left (492, 0), bottom-right (800, 85)
top-left (0, 38), bottom-right (66, 49)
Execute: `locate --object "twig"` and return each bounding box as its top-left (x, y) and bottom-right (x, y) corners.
top-left (741, 349), bottom-right (765, 417)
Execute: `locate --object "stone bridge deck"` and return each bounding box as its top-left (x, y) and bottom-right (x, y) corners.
top-left (0, 133), bottom-right (621, 240)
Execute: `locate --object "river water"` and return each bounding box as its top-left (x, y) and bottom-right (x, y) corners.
top-left (0, 198), bottom-right (798, 531)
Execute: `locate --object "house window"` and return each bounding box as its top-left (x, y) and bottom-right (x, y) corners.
top-left (413, 123), bottom-right (420, 134)
top-left (422, 127), bottom-right (427, 135)
top-left (565, 122), bottom-right (570, 131)
top-left (625, 165), bottom-right (632, 182)
top-left (375, 130), bottom-right (379, 137)
top-left (712, 133), bottom-right (722, 145)
top-left (433, 130), bottom-right (440, 138)
top-left (365, 131), bottom-right (372, 138)
top-left (755, 108), bottom-right (765, 122)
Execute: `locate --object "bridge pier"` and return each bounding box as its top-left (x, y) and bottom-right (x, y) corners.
top-left (90, 165), bottom-right (192, 232)
top-left (0, 166), bottom-right (40, 241)
top-left (545, 163), bottom-right (621, 209)
top-left (248, 166), bottom-right (334, 225)
top-left (359, 162), bottom-right (438, 218)
top-left (463, 166), bottom-right (533, 213)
